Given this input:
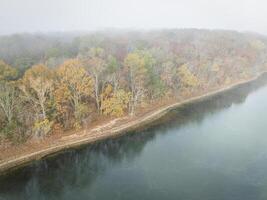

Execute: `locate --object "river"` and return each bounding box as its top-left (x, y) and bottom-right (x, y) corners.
top-left (1, 77), bottom-right (267, 200)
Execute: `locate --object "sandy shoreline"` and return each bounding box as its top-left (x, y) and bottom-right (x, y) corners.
top-left (1, 71), bottom-right (267, 175)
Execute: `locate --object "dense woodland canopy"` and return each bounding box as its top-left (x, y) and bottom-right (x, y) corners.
top-left (1, 29), bottom-right (267, 143)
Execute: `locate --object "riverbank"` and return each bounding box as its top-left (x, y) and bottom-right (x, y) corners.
top-left (1, 72), bottom-right (267, 175)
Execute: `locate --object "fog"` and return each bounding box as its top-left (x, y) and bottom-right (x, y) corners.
top-left (1, 0), bottom-right (267, 35)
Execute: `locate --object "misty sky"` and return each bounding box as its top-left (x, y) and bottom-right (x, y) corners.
top-left (1, 0), bottom-right (266, 35)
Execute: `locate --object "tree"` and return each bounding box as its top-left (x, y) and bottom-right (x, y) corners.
top-left (19, 64), bottom-right (54, 138)
top-left (55, 59), bottom-right (94, 129)
top-left (161, 61), bottom-right (176, 90)
top-left (249, 39), bottom-right (266, 51)
top-left (0, 82), bottom-right (17, 125)
top-left (0, 61), bottom-right (20, 139)
top-left (177, 64), bottom-right (199, 89)
top-left (141, 50), bottom-right (165, 99)
top-left (0, 60), bottom-right (18, 81)
top-left (80, 48), bottom-right (106, 113)
top-left (0, 61), bottom-right (18, 124)
top-left (124, 52), bottom-right (147, 115)
top-left (105, 55), bottom-right (120, 91)
top-left (101, 84), bottom-right (130, 117)
top-left (20, 64), bottom-right (53, 120)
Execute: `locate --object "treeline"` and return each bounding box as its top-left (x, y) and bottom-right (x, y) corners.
top-left (1, 29), bottom-right (267, 142)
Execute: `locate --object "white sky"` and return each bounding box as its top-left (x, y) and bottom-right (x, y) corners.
top-left (0, 0), bottom-right (266, 35)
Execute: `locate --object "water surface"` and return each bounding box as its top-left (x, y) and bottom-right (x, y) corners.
top-left (1, 80), bottom-right (267, 200)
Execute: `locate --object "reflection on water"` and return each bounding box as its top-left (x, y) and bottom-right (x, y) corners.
top-left (1, 76), bottom-right (267, 200)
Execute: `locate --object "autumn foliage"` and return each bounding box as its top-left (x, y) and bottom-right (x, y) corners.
top-left (1, 29), bottom-right (267, 142)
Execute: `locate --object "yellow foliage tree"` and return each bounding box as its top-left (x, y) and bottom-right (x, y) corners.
top-left (211, 63), bottom-right (220, 72)
top-left (101, 85), bottom-right (130, 117)
top-left (55, 59), bottom-right (94, 129)
top-left (0, 60), bottom-right (17, 81)
top-left (177, 64), bottom-right (199, 88)
top-left (100, 84), bottom-right (113, 101)
top-left (249, 39), bottom-right (266, 51)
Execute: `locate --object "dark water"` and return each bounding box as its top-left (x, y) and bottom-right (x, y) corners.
top-left (1, 78), bottom-right (267, 200)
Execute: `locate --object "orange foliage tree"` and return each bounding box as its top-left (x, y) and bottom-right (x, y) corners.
top-left (55, 59), bottom-right (94, 129)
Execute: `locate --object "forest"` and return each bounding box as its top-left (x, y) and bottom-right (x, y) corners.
top-left (1, 29), bottom-right (267, 143)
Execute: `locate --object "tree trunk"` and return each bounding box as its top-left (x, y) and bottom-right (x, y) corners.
top-left (40, 103), bottom-right (46, 120)
top-left (95, 75), bottom-right (100, 113)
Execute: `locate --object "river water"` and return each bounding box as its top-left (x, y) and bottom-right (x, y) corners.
top-left (1, 78), bottom-right (267, 200)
